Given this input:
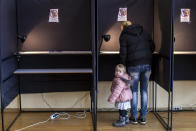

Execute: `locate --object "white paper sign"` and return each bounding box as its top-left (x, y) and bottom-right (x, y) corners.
top-left (49, 9), bottom-right (59, 23)
top-left (117, 8), bottom-right (127, 21)
top-left (180, 9), bottom-right (191, 23)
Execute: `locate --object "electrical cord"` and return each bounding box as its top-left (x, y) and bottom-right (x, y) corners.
top-left (42, 93), bottom-right (89, 110)
top-left (14, 112), bottom-right (87, 131)
top-left (14, 93), bottom-right (88, 131)
top-left (175, 104), bottom-right (196, 111)
top-left (14, 118), bottom-right (50, 131)
top-left (192, 104), bottom-right (196, 111)
top-left (41, 93), bottom-right (88, 120)
top-left (41, 93), bottom-right (54, 111)
top-left (57, 111), bottom-right (87, 120)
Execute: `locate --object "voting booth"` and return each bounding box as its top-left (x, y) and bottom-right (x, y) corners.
top-left (0, 0), bottom-right (98, 130)
top-left (99, 0), bottom-right (196, 130)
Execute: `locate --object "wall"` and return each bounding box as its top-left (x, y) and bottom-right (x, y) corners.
top-left (7, 81), bottom-right (196, 111)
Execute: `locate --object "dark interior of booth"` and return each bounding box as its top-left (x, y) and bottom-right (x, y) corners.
top-left (1, 0), bottom-right (196, 130)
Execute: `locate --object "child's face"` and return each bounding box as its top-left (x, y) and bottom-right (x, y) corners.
top-left (115, 68), bottom-right (124, 76)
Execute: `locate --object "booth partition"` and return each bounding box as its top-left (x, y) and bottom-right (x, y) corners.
top-left (1, 0), bottom-right (98, 131)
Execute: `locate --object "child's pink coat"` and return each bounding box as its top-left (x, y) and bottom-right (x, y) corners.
top-left (108, 73), bottom-right (132, 103)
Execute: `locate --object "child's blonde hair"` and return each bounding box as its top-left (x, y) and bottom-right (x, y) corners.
top-left (116, 64), bottom-right (126, 73)
top-left (121, 20), bottom-right (132, 29)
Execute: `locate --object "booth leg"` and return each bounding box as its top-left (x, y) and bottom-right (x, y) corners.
top-left (1, 75), bottom-right (22, 131)
top-left (18, 76), bottom-right (22, 112)
top-left (5, 79), bottom-right (22, 131)
top-left (93, 90), bottom-right (97, 131)
top-left (153, 83), bottom-right (173, 131)
top-left (90, 92), bottom-right (93, 113)
top-left (1, 108), bottom-right (5, 131)
top-left (6, 111), bottom-right (21, 131)
top-left (152, 81), bottom-right (154, 112)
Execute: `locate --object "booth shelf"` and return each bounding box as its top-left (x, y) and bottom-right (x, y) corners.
top-left (15, 51), bottom-right (92, 55)
top-left (14, 68), bottom-right (93, 74)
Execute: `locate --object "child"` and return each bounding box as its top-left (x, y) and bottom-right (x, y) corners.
top-left (108, 64), bottom-right (133, 127)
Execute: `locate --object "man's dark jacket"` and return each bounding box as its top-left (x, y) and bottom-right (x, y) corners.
top-left (119, 24), bottom-right (155, 67)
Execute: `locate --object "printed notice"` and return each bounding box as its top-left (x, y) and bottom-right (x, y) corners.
top-left (49, 9), bottom-right (59, 23)
top-left (180, 9), bottom-right (191, 23)
top-left (117, 8), bottom-right (127, 21)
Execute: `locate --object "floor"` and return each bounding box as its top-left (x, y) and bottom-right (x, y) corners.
top-left (0, 111), bottom-right (196, 131)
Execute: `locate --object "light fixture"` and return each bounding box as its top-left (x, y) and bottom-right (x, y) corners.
top-left (99, 34), bottom-right (111, 51)
top-left (102, 34), bottom-right (111, 42)
top-left (17, 35), bottom-right (27, 43)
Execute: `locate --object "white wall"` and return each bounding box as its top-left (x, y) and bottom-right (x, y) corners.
top-left (6, 81), bottom-right (196, 111)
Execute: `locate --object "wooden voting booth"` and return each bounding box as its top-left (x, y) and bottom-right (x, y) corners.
top-left (0, 0), bottom-right (98, 131)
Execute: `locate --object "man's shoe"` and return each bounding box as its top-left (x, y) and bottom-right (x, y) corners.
top-left (129, 116), bottom-right (138, 124)
top-left (138, 117), bottom-right (146, 125)
top-left (112, 116), bottom-right (126, 127)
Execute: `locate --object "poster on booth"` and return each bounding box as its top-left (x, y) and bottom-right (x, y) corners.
top-left (180, 9), bottom-right (191, 23)
top-left (49, 9), bottom-right (59, 23)
top-left (117, 8), bottom-right (127, 21)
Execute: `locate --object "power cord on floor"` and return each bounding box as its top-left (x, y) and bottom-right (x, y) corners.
top-left (14, 118), bottom-right (50, 131)
top-left (54, 111), bottom-right (87, 120)
top-left (192, 104), bottom-right (196, 111)
top-left (14, 93), bottom-right (88, 131)
top-left (14, 111), bottom-right (87, 131)
top-left (41, 93), bottom-right (54, 111)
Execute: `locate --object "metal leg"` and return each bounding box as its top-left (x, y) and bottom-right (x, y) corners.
top-left (6, 111), bottom-right (21, 131)
top-left (90, 84), bottom-right (97, 131)
top-left (152, 81), bottom-right (154, 112)
top-left (4, 76), bottom-right (22, 131)
top-left (90, 95), bottom-right (92, 113)
top-left (93, 90), bottom-right (97, 131)
top-left (1, 82), bottom-right (21, 131)
top-left (153, 82), bottom-right (173, 131)
top-left (18, 76), bottom-right (22, 112)
top-left (1, 108), bottom-right (4, 131)
top-left (155, 83), bottom-right (157, 112)
top-left (170, 90), bottom-right (173, 131)
top-left (168, 88), bottom-right (171, 130)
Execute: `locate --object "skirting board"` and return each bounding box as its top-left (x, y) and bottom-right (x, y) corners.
top-left (3, 107), bottom-right (195, 112)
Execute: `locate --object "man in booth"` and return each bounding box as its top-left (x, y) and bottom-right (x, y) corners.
top-left (119, 20), bottom-right (155, 125)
